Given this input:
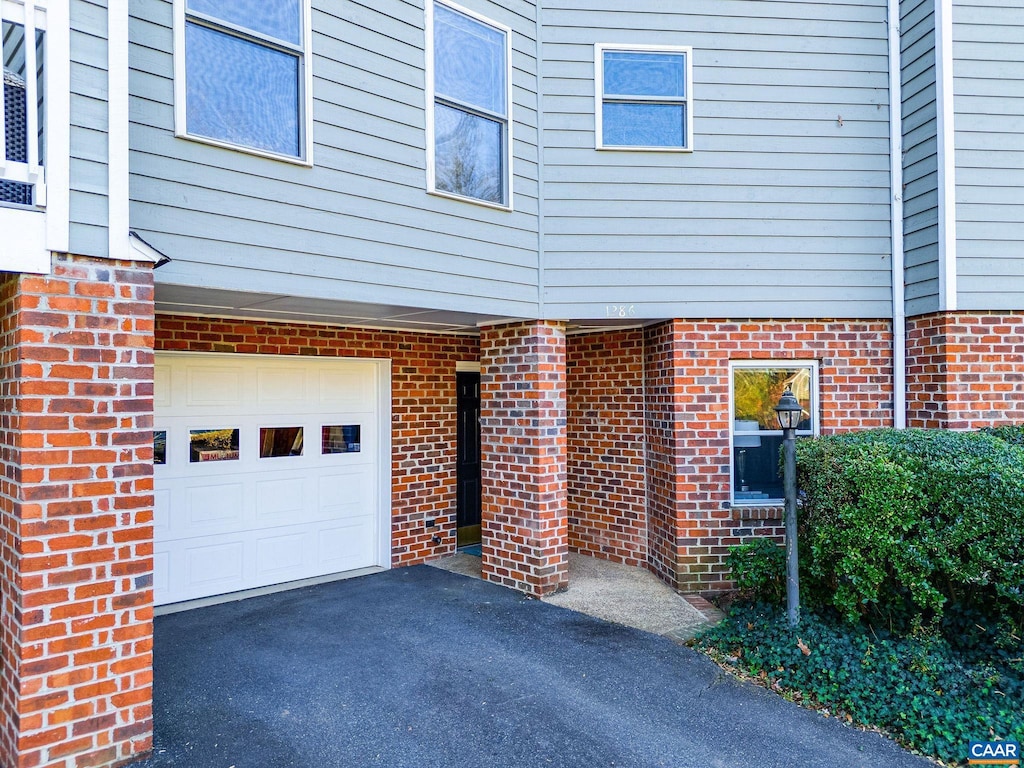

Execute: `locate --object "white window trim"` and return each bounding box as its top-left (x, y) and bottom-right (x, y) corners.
top-left (594, 43), bottom-right (693, 153)
top-left (425, 0), bottom-right (513, 211)
top-left (172, 0), bottom-right (314, 166)
top-left (728, 360), bottom-right (820, 507)
top-left (0, 0), bottom-right (70, 274)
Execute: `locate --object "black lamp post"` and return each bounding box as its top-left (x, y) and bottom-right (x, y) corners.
top-left (774, 388), bottom-right (802, 628)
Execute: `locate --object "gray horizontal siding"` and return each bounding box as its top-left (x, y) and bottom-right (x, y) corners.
top-left (901, 0), bottom-right (939, 316)
top-left (69, 0), bottom-right (109, 258)
top-left (538, 0), bottom-right (894, 320)
top-left (953, 0), bottom-right (1024, 310)
top-left (129, 0), bottom-right (541, 317)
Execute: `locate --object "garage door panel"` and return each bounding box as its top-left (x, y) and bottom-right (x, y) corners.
top-left (186, 482), bottom-right (245, 528)
top-left (318, 470), bottom-right (372, 517)
top-left (255, 476), bottom-right (306, 521)
top-left (255, 530), bottom-right (310, 578)
top-left (257, 367), bottom-right (308, 406)
top-left (186, 540), bottom-right (245, 589)
top-left (155, 353), bottom-right (388, 607)
top-left (187, 367), bottom-right (243, 407)
top-left (154, 488), bottom-right (171, 535)
top-left (318, 517), bottom-right (377, 571)
top-left (319, 369), bottom-right (375, 411)
top-left (154, 365), bottom-right (172, 408)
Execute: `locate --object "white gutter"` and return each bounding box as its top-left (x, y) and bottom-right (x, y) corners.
top-left (888, 0), bottom-right (907, 429)
top-left (934, 0), bottom-right (958, 311)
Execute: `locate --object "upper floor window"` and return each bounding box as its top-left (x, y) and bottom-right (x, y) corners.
top-left (595, 45), bottom-right (692, 152)
top-left (427, 1), bottom-right (511, 208)
top-left (175, 0), bottom-right (312, 162)
top-left (730, 361), bottom-right (817, 505)
top-left (2, 8), bottom-right (46, 207)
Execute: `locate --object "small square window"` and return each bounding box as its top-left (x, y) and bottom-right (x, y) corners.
top-left (596, 45), bottom-right (692, 151)
top-left (428, 2), bottom-right (511, 207)
top-left (175, 0), bottom-right (311, 161)
top-left (730, 363), bottom-right (817, 504)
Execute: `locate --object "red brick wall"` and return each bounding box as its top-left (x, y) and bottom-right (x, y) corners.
top-left (154, 315), bottom-right (479, 564)
top-left (906, 312), bottom-right (1024, 429)
top-left (644, 319), bottom-right (894, 593)
top-left (566, 330), bottom-right (647, 566)
top-left (0, 254), bottom-right (155, 768)
top-left (479, 321), bottom-right (568, 596)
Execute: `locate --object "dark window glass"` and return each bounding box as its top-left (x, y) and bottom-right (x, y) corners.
top-left (260, 426), bottom-right (304, 458)
top-left (322, 425), bottom-right (361, 454)
top-left (732, 367), bottom-right (814, 502)
top-left (434, 103), bottom-right (502, 204)
top-left (154, 430), bottom-right (167, 465)
top-left (432, 3), bottom-right (507, 205)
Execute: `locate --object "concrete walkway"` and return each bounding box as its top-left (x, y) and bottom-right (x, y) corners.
top-left (135, 565), bottom-right (934, 768)
top-left (430, 551), bottom-right (719, 641)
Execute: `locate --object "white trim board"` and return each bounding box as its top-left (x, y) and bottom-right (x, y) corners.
top-left (934, 0), bottom-right (958, 311)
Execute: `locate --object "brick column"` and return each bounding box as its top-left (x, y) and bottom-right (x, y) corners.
top-left (906, 312), bottom-right (1024, 429)
top-left (642, 321), bottom-right (692, 589)
top-left (0, 254), bottom-right (155, 768)
top-left (479, 321), bottom-right (568, 597)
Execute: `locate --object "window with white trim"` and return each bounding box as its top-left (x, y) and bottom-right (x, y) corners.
top-left (176, 0), bottom-right (311, 161)
top-left (595, 45), bottom-right (692, 151)
top-left (428, 1), bottom-right (510, 207)
top-left (730, 362), bottom-right (817, 504)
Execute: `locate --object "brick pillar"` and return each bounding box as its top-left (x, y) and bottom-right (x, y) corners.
top-left (906, 312), bottom-right (1024, 429)
top-left (642, 321), bottom-right (692, 589)
top-left (0, 254), bottom-right (155, 768)
top-left (479, 321), bottom-right (568, 597)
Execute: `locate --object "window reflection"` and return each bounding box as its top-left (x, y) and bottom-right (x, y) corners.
top-left (260, 426), bottom-right (304, 458)
top-left (154, 430), bottom-right (167, 465)
top-left (190, 428), bottom-right (240, 463)
top-left (322, 425), bottom-right (361, 454)
top-left (185, 23), bottom-right (300, 157)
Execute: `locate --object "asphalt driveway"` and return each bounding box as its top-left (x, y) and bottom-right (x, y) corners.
top-left (137, 565), bottom-right (933, 768)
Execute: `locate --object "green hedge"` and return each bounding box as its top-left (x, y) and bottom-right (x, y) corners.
top-left (794, 428), bottom-right (1024, 639)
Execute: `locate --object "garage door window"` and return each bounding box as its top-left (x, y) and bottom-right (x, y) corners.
top-left (322, 424), bottom-right (361, 454)
top-left (260, 426), bottom-right (304, 458)
top-left (190, 428), bottom-right (240, 462)
top-left (154, 431), bottom-right (167, 465)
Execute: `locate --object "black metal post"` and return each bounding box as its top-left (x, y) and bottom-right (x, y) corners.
top-left (782, 425), bottom-right (800, 627)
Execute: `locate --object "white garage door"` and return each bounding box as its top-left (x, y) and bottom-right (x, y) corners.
top-left (153, 353), bottom-right (389, 606)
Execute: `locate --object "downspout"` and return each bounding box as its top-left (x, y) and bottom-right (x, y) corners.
top-left (888, 0), bottom-right (907, 429)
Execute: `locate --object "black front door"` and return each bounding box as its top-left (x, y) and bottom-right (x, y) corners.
top-left (456, 372), bottom-right (482, 547)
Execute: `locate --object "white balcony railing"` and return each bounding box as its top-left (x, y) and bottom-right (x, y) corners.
top-left (2, 0), bottom-right (46, 208)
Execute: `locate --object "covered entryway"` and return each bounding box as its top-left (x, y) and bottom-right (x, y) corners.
top-left (153, 353), bottom-right (390, 606)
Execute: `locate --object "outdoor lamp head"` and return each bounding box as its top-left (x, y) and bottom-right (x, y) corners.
top-left (774, 388), bottom-right (802, 430)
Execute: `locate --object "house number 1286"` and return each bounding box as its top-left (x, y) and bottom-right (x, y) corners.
top-left (605, 304), bottom-right (636, 318)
